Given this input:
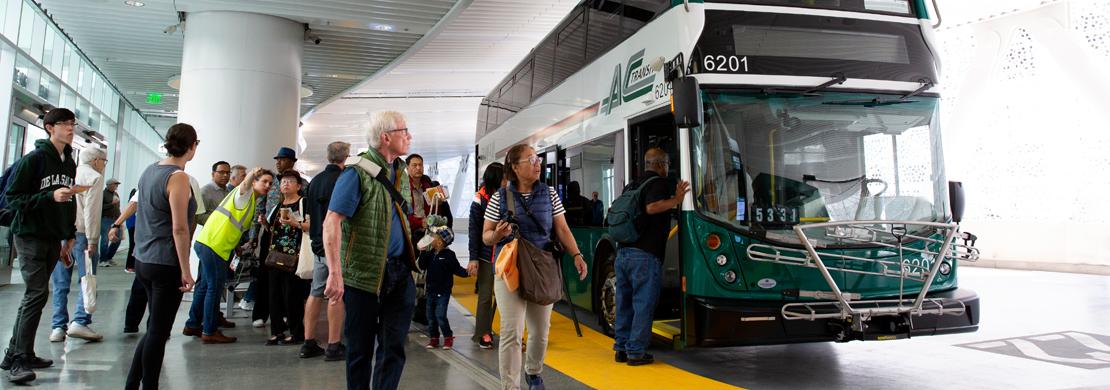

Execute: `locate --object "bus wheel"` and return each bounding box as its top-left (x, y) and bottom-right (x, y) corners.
top-left (597, 252), bottom-right (617, 336)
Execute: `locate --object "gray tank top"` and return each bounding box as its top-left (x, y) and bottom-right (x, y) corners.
top-left (134, 163), bottom-right (197, 267)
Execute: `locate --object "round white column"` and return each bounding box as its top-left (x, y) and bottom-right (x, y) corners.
top-left (177, 11), bottom-right (303, 180)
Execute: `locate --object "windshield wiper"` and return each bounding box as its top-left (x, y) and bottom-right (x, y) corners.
top-left (822, 78), bottom-right (934, 107)
top-left (760, 73), bottom-right (846, 98)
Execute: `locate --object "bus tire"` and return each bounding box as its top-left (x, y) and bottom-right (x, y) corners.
top-left (594, 249), bottom-right (617, 337)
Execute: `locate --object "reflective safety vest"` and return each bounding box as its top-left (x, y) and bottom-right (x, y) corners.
top-left (195, 186), bottom-right (257, 261)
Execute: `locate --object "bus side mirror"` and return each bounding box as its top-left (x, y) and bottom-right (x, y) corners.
top-left (948, 181), bottom-right (965, 223)
top-left (672, 77), bottom-right (701, 128)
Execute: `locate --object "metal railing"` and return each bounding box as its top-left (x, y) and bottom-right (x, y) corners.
top-left (746, 220), bottom-right (978, 323)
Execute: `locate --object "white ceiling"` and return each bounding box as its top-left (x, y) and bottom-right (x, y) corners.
top-left (35, 0), bottom-right (457, 116)
top-left (298, 0), bottom-right (579, 174)
top-left (35, 0), bottom-right (579, 176)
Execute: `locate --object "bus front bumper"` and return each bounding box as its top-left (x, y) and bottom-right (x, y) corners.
top-left (689, 288), bottom-right (979, 347)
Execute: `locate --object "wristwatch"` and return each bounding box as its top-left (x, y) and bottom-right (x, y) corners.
top-left (111, 223), bottom-right (122, 230)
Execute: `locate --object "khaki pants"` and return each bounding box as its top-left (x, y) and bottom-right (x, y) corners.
top-left (494, 277), bottom-right (552, 390)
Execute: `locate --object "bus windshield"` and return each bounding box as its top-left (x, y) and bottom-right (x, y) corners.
top-left (692, 90), bottom-right (949, 247)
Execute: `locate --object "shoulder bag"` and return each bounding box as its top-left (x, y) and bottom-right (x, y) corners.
top-left (505, 188), bottom-right (563, 306)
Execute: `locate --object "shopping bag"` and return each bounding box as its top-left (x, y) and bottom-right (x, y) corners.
top-left (81, 254), bottom-right (97, 313)
top-left (494, 238), bottom-right (519, 292)
top-left (296, 231), bottom-right (314, 280)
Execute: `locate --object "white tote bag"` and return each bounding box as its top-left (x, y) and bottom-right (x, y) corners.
top-left (81, 252), bottom-right (97, 314)
top-left (294, 198), bottom-right (315, 280)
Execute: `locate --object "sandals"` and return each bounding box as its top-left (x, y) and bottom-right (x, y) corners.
top-left (266, 334), bottom-right (288, 346)
top-left (266, 334), bottom-right (300, 345)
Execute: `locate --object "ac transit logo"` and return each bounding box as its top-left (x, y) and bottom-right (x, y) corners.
top-left (601, 49), bottom-right (656, 116)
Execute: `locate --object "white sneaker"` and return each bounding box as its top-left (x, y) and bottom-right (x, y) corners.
top-left (66, 323), bottom-right (104, 342)
top-left (49, 328), bottom-right (66, 342)
top-left (252, 319), bottom-right (265, 328)
top-left (238, 300), bottom-right (254, 311)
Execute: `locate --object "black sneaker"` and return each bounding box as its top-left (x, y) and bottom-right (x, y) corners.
top-left (299, 340), bottom-right (324, 359)
top-left (0, 351), bottom-right (11, 371)
top-left (2, 352), bottom-right (51, 370)
top-left (324, 342), bottom-right (346, 361)
top-left (627, 353), bottom-right (654, 366)
top-left (478, 334), bottom-right (494, 350)
top-left (614, 351), bottom-right (628, 363)
top-left (7, 359), bottom-right (35, 384)
top-left (21, 355), bottom-right (52, 369)
top-left (123, 327), bottom-right (139, 334)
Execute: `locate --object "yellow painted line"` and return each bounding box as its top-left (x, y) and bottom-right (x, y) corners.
top-left (452, 276), bottom-right (744, 390)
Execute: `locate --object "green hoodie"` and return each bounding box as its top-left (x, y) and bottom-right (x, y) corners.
top-left (6, 139), bottom-right (77, 240)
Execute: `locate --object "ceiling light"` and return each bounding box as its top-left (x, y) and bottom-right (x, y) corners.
top-left (167, 75), bottom-right (180, 90)
top-left (368, 23), bottom-right (394, 32)
top-left (300, 85), bottom-right (314, 98)
top-left (124, 0), bottom-right (145, 7)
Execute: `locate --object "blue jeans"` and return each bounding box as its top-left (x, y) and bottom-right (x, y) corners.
top-left (99, 218), bottom-right (121, 264)
top-left (374, 259), bottom-right (416, 390)
top-left (425, 292), bottom-right (452, 338)
top-left (185, 242), bottom-right (228, 335)
top-left (51, 233), bottom-right (93, 328)
top-left (612, 247), bottom-right (661, 359)
top-left (344, 286), bottom-right (380, 390)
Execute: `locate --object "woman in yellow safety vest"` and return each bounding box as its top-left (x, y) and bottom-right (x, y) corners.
top-left (183, 167), bottom-right (275, 343)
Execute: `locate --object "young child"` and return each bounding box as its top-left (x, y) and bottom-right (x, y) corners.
top-left (419, 228), bottom-right (469, 349)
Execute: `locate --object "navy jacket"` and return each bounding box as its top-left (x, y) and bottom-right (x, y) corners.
top-left (468, 188), bottom-right (493, 263)
top-left (418, 248), bottom-right (468, 295)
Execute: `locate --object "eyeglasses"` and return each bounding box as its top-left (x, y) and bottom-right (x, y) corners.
top-left (515, 156), bottom-right (543, 166)
top-left (194, 140), bottom-right (201, 146)
top-left (54, 121), bottom-right (76, 127)
top-left (387, 128), bottom-right (409, 135)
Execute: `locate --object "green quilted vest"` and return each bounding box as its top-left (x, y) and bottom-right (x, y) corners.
top-left (339, 149), bottom-right (416, 293)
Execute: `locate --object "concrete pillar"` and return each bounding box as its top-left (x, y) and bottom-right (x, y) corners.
top-left (177, 11), bottom-right (303, 180)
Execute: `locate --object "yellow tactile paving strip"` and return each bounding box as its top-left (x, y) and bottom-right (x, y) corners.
top-left (452, 276), bottom-right (743, 390)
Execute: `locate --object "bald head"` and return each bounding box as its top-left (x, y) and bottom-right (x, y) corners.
top-left (644, 147), bottom-right (670, 176)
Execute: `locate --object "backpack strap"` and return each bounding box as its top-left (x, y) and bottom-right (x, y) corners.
top-left (347, 156), bottom-right (410, 214)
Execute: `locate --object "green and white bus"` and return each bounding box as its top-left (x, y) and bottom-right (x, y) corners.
top-left (474, 0), bottom-right (980, 348)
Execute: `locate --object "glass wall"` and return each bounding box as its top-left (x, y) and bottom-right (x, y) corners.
top-left (0, 0), bottom-right (162, 190)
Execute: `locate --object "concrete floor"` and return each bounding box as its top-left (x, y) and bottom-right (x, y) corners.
top-left (3, 233), bottom-right (1109, 389)
top-left (0, 244), bottom-right (588, 390)
top-left (645, 267), bottom-right (1110, 389)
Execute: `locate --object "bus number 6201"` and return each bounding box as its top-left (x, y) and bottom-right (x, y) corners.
top-left (703, 55), bottom-right (749, 73)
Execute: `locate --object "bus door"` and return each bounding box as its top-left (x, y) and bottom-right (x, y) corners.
top-left (627, 108), bottom-right (683, 338)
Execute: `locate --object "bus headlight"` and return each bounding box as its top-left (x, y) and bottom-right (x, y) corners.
top-left (939, 261), bottom-right (952, 275)
top-left (724, 270), bottom-right (737, 283)
top-left (716, 254), bottom-right (728, 266)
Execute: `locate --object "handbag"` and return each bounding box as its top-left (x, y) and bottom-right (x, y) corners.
top-left (264, 201), bottom-right (300, 274)
top-left (504, 188), bottom-right (563, 305)
top-left (295, 198), bottom-right (315, 280)
top-left (80, 253), bottom-right (97, 314)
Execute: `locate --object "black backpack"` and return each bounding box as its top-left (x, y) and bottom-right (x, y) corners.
top-left (0, 150), bottom-right (45, 227)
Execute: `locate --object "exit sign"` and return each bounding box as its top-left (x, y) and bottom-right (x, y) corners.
top-left (147, 93), bottom-right (162, 105)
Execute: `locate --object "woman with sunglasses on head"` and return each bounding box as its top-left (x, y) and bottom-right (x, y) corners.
top-left (482, 144), bottom-right (587, 390)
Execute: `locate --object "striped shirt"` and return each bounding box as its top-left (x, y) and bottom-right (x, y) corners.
top-left (484, 188), bottom-right (565, 222)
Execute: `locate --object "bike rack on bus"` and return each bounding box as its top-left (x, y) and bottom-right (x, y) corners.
top-left (745, 221), bottom-right (979, 328)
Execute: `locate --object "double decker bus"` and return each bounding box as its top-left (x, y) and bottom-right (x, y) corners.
top-left (474, 0), bottom-right (980, 348)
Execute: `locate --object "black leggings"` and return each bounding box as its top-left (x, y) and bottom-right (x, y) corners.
top-left (126, 262), bottom-right (183, 390)
top-left (124, 275), bottom-right (147, 331)
top-left (268, 269), bottom-right (309, 338)
top-left (125, 227), bottom-right (137, 269)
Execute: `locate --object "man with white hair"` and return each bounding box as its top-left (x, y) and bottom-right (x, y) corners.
top-left (323, 111), bottom-right (417, 390)
top-left (49, 147), bottom-right (108, 343)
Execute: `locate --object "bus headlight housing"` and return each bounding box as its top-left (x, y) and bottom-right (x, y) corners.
top-left (716, 254), bottom-right (728, 266)
top-left (939, 261), bottom-right (952, 275)
top-left (724, 270), bottom-right (737, 283)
